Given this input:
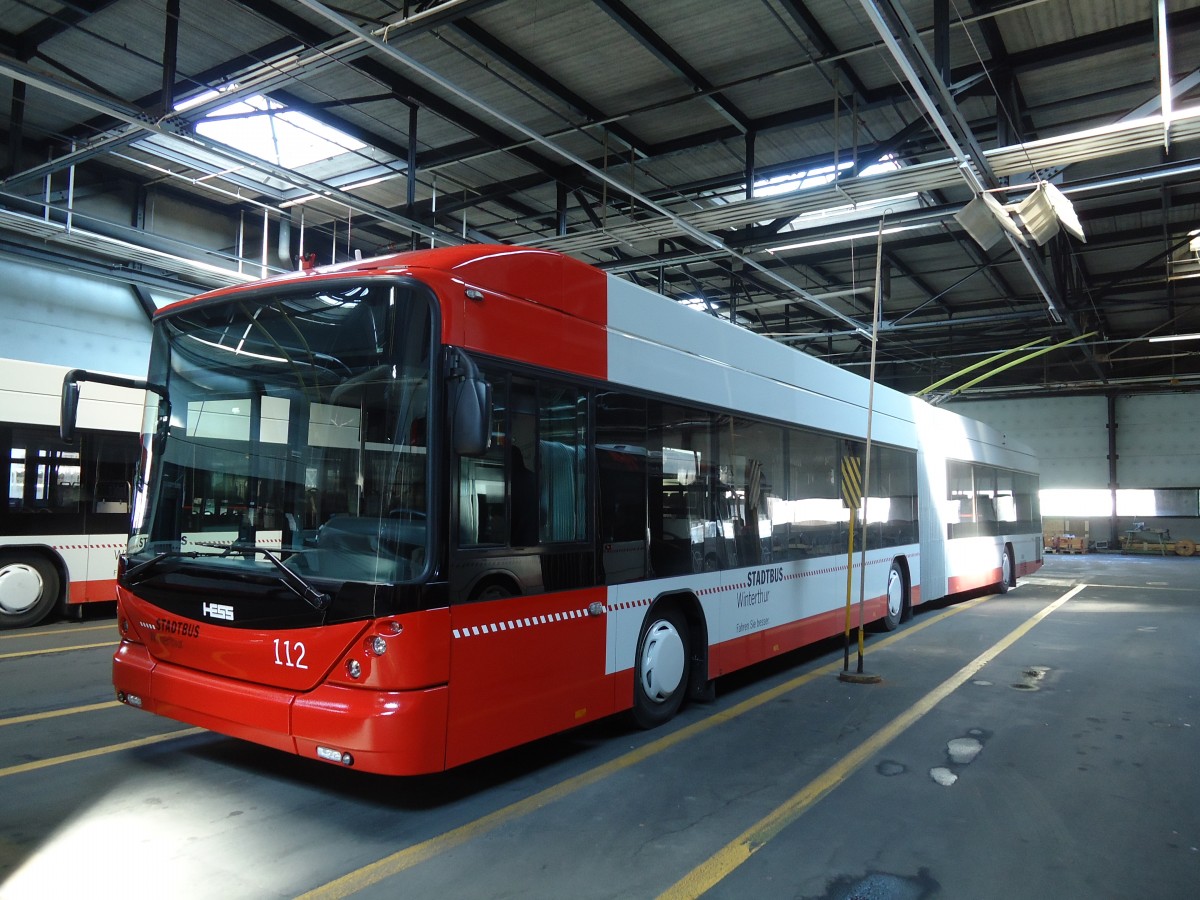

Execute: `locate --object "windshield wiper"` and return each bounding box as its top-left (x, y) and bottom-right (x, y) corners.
top-left (197, 542), bottom-right (332, 612)
top-left (260, 549), bottom-right (332, 611)
top-left (133, 542), bottom-right (332, 611)
top-left (124, 549), bottom-right (225, 585)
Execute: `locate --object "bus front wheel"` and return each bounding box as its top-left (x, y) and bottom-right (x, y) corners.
top-left (0, 552), bottom-right (61, 629)
top-left (631, 606), bottom-right (690, 729)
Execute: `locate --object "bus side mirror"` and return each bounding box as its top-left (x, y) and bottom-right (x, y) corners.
top-left (60, 372), bottom-right (82, 443)
top-left (152, 401), bottom-right (172, 456)
top-left (60, 368), bottom-right (168, 444)
top-left (447, 348), bottom-right (492, 456)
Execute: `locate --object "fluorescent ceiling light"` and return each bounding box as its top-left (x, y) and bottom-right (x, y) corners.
top-left (1147, 332), bottom-right (1200, 342)
top-left (173, 84), bottom-right (239, 112)
top-left (767, 221), bottom-right (936, 253)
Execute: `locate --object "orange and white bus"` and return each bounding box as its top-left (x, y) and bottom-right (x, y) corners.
top-left (1, 359), bottom-right (142, 628)
top-left (72, 245), bottom-right (1041, 774)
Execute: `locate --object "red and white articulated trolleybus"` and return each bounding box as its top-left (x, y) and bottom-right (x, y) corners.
top-left (65, 245), bottom-right (1042, 775)
top-left (1, 358), bottom-right (141, 628)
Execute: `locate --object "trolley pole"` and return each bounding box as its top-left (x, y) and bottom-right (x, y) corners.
top-left (839, 217), bottom-right (886, 685)
top-left (841, 455), bottom-right (860, 674)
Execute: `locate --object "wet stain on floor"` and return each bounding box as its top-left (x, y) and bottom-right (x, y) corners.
top-left (809, 868), bottom-right (940, 899)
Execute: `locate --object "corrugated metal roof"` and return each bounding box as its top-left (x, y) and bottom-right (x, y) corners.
top-left (0, 0), bottom-right (1197, 396)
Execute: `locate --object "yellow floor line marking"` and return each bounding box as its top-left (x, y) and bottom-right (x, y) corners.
top-left (0, 641), bottom-right (116, 661)
top-left (0, 700), bottom-right (121, 728)
top-left (0, 727), bottom-right (206, 778)
top-left (657, 584), bottom-right (1086, 900)
top-left (0, 623), bottom-right (117, 640)
top-left (296, 594), bottom-right (993, 900)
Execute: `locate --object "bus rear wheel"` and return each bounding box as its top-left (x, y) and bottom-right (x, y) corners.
top-left (0, 552), bottom-right (61, 629)
top-left (879, 560), bottom-right (907, 631)
top-left (631, 606), bottom-right (689, 729)
top-left (998, 547), bottom-right (1014, 594)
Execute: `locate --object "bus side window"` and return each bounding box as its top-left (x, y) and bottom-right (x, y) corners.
top-left (4, 428), bottom-right (83, 514)
top-left (508, 379), bottom-right (537, 546)
top-left (536, 382), bottom-right (586, 544)
top-left (509, 444), bottom-right (536, 545)
top-left (458, 374), bottom-right (589, 551)
top-left (596, 392), bottom-right (648, 584)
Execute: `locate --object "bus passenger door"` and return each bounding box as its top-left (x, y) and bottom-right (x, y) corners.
top-left (597, 445), bottom-right (648, 583)
top-left (83, 432), bottom-right (137, 602)
top-left (447, 372), bottom-right (610, 767)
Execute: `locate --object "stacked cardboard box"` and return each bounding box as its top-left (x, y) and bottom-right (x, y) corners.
top-left (1043, 518), bottom-right (1089, 553)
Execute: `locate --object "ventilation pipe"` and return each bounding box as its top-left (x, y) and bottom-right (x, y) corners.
top-left (278, 213), bottom-right (293, 267)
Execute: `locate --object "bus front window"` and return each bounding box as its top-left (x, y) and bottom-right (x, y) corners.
top-left (129, 279), bottom-right (434, 588)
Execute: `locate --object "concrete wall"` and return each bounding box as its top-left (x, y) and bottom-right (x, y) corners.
top-left (944, 395), bottom-right (1110, 489)
top-left (947, 392), bottom-right (1200, 549)
top-left (0, 255), bottom-right (157, 377)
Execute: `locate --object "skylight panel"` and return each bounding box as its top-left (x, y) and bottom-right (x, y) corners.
top-left (753, 155), bottom-right (902, 198)
top-left (188, 94), bottom-right (365, 169)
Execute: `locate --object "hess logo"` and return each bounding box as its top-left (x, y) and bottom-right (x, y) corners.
top-left (201, 602), bottom-right (235, 621)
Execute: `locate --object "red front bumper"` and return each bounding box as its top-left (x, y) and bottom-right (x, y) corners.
top-left (113, 641), bottom-right (450, 775)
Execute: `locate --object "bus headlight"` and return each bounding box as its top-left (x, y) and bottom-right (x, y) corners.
top-left (316, 746), bottom-right (353, 766)
top-left (346, 659), bottom-right (362, 679)
top-left (370, 636), bottom-right (387, 656)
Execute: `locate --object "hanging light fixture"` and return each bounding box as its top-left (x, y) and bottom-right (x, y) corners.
top-left (956, 181), bottom-right (1086, 249)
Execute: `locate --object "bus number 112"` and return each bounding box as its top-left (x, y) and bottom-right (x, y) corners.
top-left (273, 639), bottom-right (308, 669)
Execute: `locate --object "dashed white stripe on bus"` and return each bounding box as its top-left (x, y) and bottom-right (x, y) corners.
top-left (453, 604), bottom-right (599, 639)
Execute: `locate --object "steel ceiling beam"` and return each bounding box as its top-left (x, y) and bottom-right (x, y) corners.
top-left (9, 0), bottom-right (119, 61)
top-left (268, 5), bottom-right (1200, 230)
top-left (858, 2), bottom-right (1085, 337)
top-left (591, 0), bottom-right (753, 134)
top-left (5, 0), bottom-right (497, 196)
top-left (295, 0), bottom-right (872, 337)
top-left (775, 0), bottom-right (871, 100)
top-left (0, 53), bottom-right (463, 245)
top-left (448, 18), bottom-right (651, 159)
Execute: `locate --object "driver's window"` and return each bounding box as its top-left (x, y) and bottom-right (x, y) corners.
top-left (457, 372), bottom-right (589, 549)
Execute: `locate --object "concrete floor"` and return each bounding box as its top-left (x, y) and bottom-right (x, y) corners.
top-left (1, 553), bottom-right (1197, 899)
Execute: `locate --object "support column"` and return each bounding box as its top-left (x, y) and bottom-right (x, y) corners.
top-left (1107, 392), bottom-right (1120, 549)
top-left (744, 130), bottom-right (756, 200)
top-left (161, 0), bottom-right (180, 115)
top-left (6, 81), bottom-right (25, 178)
top-left (407, 103), bottom-right (419, 249)
top-left (556, 182), bottom-right (568, 236)
top-left (933, 0), bottom-right (950, 85)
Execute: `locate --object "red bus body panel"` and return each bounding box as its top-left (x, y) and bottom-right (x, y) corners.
top-left (113, 585), bottom-right (457, 775)
top-left (709, 600), bottom-right (881, 676)
top-left (443, 586), bottom-right (613, 768)
top-left (114, 641), bottom-right (450, 774)
top-left (947, 566), bottom-right (1003, 596)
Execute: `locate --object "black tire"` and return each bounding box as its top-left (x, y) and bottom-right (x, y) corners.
top-left (631, 605), bottom-right (690, 729)
top-left (0, 552), bottom-right (61, 629)
top-left (998, 547), bottom-right (1014, 594)
top-left (878, 560), bottom-right (906, 631)
top-left (472, 581), bottom-right (515, 602)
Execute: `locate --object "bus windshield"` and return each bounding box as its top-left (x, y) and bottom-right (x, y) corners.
top-left (128, 279), bottom-right (434, 589)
